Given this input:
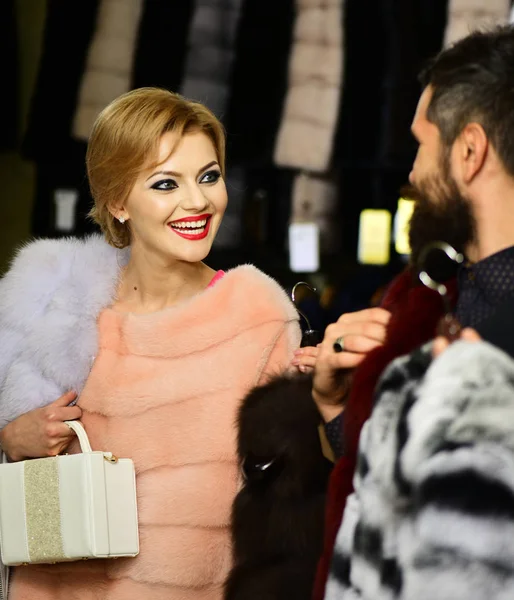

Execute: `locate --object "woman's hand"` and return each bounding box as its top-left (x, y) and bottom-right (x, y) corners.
top-left (0, 391), bottom-right (82, 461)
top-left (292, 345), bottom-right (320, 374)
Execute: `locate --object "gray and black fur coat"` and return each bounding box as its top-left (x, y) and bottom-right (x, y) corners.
top-left (326, 340), bottom-right (514, 600)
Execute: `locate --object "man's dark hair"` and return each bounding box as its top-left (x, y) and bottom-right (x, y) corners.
top-left (420, 25), bottom-right (514, 176)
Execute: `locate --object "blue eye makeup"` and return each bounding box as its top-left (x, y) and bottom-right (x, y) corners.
top-left (151, 179), bottom-right (178, 191)
top-left (199, 170), bottom-right (221, 184)
top-left (150, 169), bottom-right (221, 191)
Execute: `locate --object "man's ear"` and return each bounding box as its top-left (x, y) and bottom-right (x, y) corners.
top-left (458, 122), bottom-right (488, 184)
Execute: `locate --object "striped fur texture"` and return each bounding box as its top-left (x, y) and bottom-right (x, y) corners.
top-left (327, 340), bottom-right (514, 600)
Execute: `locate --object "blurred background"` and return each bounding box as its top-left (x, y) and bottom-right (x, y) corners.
top-left (1, 0), bottom-right (513, 332)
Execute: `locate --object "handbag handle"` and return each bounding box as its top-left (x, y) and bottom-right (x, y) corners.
top-left (64, 421), bottom-right (118, 463)
top-left (65, 420), bottom-right (92, 453)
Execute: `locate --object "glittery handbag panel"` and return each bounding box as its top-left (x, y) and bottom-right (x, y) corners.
top-left (0, 421), bottom-right (139, 566)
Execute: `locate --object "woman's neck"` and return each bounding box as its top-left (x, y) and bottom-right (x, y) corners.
top-left (115, 246), bottom-right (215, 314)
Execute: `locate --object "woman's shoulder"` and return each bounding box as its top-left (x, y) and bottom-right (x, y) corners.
top-left (219, 265), bottom-right (299, 323)
top-left (4, 234), bottom-right (120, 274)
top-left (0, 235), bottom-right (123, 322)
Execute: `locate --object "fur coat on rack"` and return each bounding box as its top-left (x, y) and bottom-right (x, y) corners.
top-left (274, 0), bottom-right (344, 173)
top-left (444, 0), bottom-right (511, 47)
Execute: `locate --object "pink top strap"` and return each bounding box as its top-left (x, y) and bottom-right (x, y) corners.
top-left (208, 270), bottom-right (225, 288)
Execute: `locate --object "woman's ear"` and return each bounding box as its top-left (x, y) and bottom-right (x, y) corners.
top-left (108, 204), bottom-right (129, 224)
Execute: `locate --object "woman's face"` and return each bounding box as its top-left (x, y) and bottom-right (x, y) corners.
top-left (122, 130), bottom-right (227, 263)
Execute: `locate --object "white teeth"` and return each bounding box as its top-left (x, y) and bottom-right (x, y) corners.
top-left (169, 222), bottom-right (207, 235)
top-left (174, 226), bottom-right (206, 235)
top-left (170, 218), bottom-right (208, 229)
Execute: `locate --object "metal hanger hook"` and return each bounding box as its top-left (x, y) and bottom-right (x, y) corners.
top-left (417, 241), bottom-right (464, 311)
top-left (291, 281), bottom-right (317, 331)
top-left (417, 241), bottom-right (464, 293)
top-left (419, 271), bottom-right (448, 297)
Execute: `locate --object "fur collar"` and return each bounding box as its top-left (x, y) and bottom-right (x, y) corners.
top-left (0, 235), bottom-right (298, 428)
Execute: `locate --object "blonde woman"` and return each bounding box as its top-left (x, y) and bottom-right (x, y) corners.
top-left (0, 88), bottom-right (311, 599)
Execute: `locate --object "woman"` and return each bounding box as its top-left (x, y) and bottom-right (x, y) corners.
top-left (0, 88), bottom-right (312, 600)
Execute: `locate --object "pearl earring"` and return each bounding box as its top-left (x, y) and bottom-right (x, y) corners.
top-left (118, 216), bottom-right (126, 224)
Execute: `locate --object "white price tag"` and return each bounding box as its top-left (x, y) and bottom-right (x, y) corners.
top-left (54, 189), bottom-right (78, 232)
top-left (288, 222), bottom-right (320, 273)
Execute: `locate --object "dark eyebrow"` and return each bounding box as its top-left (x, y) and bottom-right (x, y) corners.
top-left (145, 160), bottom-right (219, 182)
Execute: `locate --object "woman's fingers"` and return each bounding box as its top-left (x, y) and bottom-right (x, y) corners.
top-left (292, 346), bottom-right (320, 372)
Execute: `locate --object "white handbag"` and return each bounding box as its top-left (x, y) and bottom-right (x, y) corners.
top-left (0, 421), bottom-right (139, 566)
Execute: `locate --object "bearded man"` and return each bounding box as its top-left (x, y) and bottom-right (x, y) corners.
top-left (310, 25), bottom-right (514, 598)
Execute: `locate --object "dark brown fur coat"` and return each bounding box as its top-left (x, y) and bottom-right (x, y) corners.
top-left (225, 374), bottom-right (332, 599)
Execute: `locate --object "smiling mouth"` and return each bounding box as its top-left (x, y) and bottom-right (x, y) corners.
top-left (168, 215), bottom-right (212, 240)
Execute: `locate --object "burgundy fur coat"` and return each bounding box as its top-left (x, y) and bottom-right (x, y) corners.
top-left (313, 269), bottom-right (457, 599)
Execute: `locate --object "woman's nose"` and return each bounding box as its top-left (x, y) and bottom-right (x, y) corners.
top-left (182, 184), bottom-right (209, 211)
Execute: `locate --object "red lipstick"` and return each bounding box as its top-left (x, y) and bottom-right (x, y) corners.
top-left (168, 214), bottom-right (212, 240)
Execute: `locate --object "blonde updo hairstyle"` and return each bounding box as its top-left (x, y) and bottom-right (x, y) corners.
top-left (87, 88), bottom-right (226, 248)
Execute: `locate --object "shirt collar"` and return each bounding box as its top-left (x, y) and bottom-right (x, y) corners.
top-left (458, 245), bottom-right (514, 305)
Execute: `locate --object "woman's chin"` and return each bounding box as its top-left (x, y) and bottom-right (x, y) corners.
top-left (164, 241), bottom-right (213, 264)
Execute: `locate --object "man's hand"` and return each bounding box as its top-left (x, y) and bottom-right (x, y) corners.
top-left (312, 308), bottom-right (392, 422)
top-left (432, 328), bottom-right (482, 358)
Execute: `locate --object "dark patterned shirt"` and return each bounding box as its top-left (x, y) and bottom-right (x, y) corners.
top-left (325, 245), bottom-right (514, 457)
top-left (455, 245), bottom-right (514, 328)
top-left (324, 411), bottom-right (344, 458)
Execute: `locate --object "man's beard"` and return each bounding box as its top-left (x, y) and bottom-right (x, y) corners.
top-left (406, 160), bottom-right (476, 280)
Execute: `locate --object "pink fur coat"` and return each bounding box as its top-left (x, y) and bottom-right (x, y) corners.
top-left (0, 235), bottom-right (301, 600)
